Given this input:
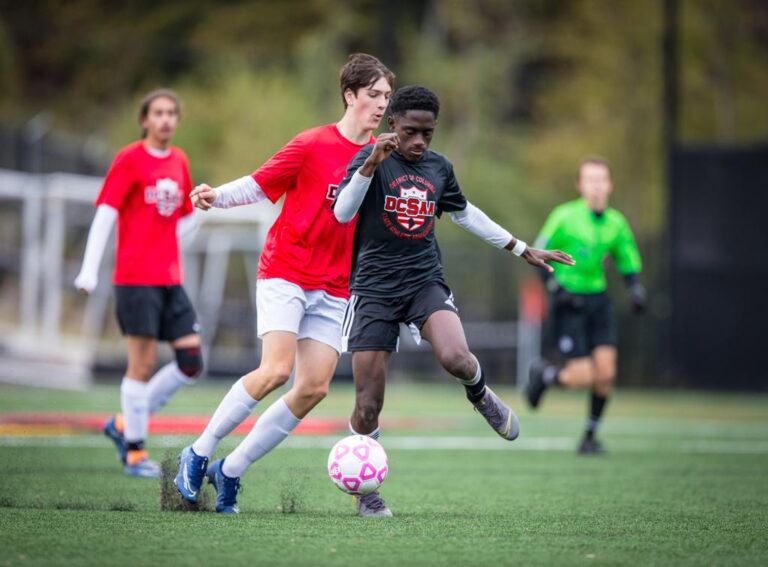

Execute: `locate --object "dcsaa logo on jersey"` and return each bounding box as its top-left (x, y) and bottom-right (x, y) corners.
top-left (384, 186), bottom-right (436, 231)
top-left (145, 178), bottom-right (182, 217)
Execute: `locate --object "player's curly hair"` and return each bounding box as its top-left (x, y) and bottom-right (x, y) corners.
top-left (389, 86), bottom-right (440, 119)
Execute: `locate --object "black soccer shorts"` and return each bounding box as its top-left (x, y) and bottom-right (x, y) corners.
top-left (342, 281), bottom-right (459, 352)
top-left (115, 285), bottom-right (200, 341)
top-left (551, 291), bottom-right (616, 359)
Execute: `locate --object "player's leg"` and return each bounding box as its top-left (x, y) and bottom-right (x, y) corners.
top-left (579, 294), bottom-right (617, 454)
top-left (527, 296), bottom-right (593, 408)
top-left (350, 350), bottom-right (390, 437)
top-left (121, 334), bottom-right (161, 477)
top-left (348, 349), bottom-right (392, 517)
top-left (220, 338), bottom-right (338, 483)
top-left (176, 279), bottom-right (304, 503)
top-left (578, 345), bottom-right (616, 455)
top-left (420, 307), bottom-right (519, 440)
top-left (145, 286), bottom-right (203, 415)
top-left (203, 287), bottom-right (345, 513)
top-left (345, 294), bottom-right (400, 517)
top-left (175, 331), bottom-right (297, 504)
top-left (108, 285), bottom-right (164, 477)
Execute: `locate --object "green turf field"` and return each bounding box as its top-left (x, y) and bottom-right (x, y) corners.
top-left (1, 382), bottom-right (767, 566)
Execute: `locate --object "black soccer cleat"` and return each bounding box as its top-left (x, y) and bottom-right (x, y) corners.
top-left (526, 360), bottom-right (548, 409)
top-left (577, 437), bottom-right (606, 456)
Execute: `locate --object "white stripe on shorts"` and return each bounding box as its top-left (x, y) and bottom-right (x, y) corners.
top-left (341, 294), bottom-right (358, 352)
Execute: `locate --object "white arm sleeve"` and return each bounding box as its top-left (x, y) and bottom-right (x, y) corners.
top-left (211, 175), bottom-right (268, 208)
top-left (74, 204), bottom-right (117, 293)
top-left (177, 212), bottom-right (199, 241)
top-left (448, 202), bottom-right (514, 249)
top-left (334, 169), bottom-right (372, 223)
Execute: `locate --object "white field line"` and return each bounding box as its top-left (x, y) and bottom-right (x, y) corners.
top-left (1, 435), bottom-right (768, 454)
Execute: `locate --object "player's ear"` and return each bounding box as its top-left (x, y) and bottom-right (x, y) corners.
top-left (387, 115), bottom-right (395, 131)
top-left (344, 88), bottom-right (356, 108)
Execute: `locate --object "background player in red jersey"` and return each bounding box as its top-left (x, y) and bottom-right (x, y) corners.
top-left (174, 54), bottom-right (395, 514)
top-left (74, 89), bottom-right (202, 478)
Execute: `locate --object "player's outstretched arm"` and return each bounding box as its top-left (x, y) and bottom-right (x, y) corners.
top-left (74, 204), bottom-right (118, 294)
top-left (449, 202), bottom-right (574, 271)
top-left (191, 176), bottom-right (269, 211)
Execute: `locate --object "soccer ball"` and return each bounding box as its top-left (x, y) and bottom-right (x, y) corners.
top-left (327, 435), bottom-right (388, 495)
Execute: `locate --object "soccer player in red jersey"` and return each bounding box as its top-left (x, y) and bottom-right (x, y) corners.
top-left (75, 90), bottom-right (202, 478)
top-left (174, 54), bottom-right (395, 513)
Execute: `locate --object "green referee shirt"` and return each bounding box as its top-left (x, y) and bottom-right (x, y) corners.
top-left (535, 198), bottom-right (642, 294)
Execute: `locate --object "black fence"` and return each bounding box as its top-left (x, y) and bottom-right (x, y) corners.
top-left (668, 143), bottom-right (768, 390)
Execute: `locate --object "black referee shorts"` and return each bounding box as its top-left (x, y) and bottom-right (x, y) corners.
top-left (342, 281), bottom-right (459, 352)
top-left (115, 285), bottom-right (200, 341)
top-left (551, 291), bottom-right (615, 359)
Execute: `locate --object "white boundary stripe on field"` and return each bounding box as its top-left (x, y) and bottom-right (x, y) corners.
top-left (2, 435), bottom-right (768, 454)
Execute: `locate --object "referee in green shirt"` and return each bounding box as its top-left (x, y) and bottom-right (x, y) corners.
top-left (527, 157), bottom-right (646, 454)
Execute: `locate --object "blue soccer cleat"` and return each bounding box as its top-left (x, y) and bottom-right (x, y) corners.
top-left (103, 415), bottom-right (127, 465)
top-left (174, 445), bottom-right (209, 503)
top-left (206, 459), bottom-right (241, 514)
top-left (124, 456), bottom-right (161, 478)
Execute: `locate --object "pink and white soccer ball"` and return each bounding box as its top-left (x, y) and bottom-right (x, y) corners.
top-left (327, 435), bottom-right (388, 495)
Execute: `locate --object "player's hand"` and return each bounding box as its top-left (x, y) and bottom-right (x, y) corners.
top-left (74, 272), bottom-right (97, 295)
top-left (628, 284), bottom-right (647, 314)
top-left (190, 183), bottom-right (217, 211)
top-left (521, 247), bottom-right (575, 273)
top-left (365, 133), bottom-right (399, 167)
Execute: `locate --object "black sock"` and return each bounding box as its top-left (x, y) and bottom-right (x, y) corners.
top-left (585, 392), bottom-right (608, 440)
top-left (126, 441), bottom-right (145, 452)
top-left (464, 369), bottom-right (487, 404)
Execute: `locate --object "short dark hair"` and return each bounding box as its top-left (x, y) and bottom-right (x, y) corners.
top-left (389, 86), bottom-right (440, 119)
top-left (138, 89), bottom-right (181, 138)
top-left (578, 156), bottom-right (612, 179)
top-left (339, 53), bottom-right (395, 109)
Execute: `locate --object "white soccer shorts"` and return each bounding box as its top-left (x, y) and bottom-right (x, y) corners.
top-left (256, 278), bottom-right (348, 354)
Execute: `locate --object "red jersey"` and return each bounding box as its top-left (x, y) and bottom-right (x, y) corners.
top-left (253, 124), bottom-right (373, 299)
top-left (96, 141), bottom-right (193, 285)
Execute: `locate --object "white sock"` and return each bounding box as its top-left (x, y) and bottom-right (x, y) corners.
top-left (147, 362), bottom-right (193, 414)
top-left (222, 396), bottom-right (300, 478)
top-left (348, 422), bottom-right (381, 440)
top-left (454, 355), bottom-right (483, 387)
top-left (120, 377), bottom-right (149, 443)
top-left (192, 377), bottom-right (257, 458)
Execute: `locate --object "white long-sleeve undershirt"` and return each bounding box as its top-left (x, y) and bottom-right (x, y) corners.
top-left (211, 175), bottom-right (268, 209)
top-left (449, 202), bottom-right (513, 249)
top-left (74, 204), bottom-right (118, 293)
top-left (334, 169), bottom-right (372, 223)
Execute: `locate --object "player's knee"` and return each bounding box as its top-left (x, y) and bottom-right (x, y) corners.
top-left (594, 373), bottom-right (615, 395)
top-left (355, 398), bottom-right (383, 429)
top-left (175, 346), bottom-right (203, 379)
top-left (129, 357), bottom-right (156, 381)
top-left (263, 362), bottom-right (293, 389)
top-left (438, 347), bottom-right (475, 379)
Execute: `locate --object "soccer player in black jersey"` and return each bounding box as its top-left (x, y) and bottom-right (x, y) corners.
top-left (334, 85), bottom-right (574, 516)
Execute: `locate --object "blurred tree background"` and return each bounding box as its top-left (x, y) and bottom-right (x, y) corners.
top-left (1, 0), bottom-right (767, 381)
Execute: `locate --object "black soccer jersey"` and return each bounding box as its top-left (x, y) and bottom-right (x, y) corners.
top-left (336, 145), bottom-right (468, 298)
